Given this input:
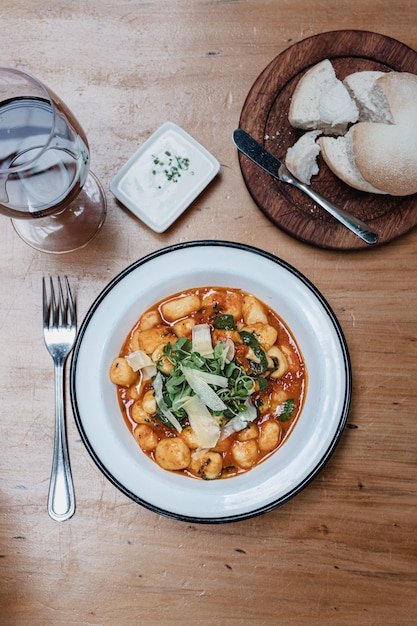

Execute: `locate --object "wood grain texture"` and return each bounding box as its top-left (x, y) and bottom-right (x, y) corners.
top-left (0, 1), bottom-right (416, 625)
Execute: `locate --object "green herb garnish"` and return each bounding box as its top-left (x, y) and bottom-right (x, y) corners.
top-left (152, 151), bottom-right (192, 188)
top-left (213, 314), bottom-right (236, 330)
top-left (159, 337), bottom-right (257, 422)
top-left (256, 376), bottom-right (268, 392)
top-left (239, 330), bottom-right (268, 374)
top-left (279, 398), bottom-right (296, 422)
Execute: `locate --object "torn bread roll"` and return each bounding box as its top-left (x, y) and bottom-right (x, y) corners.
top-left (343, 70), bottom-right (393, 123)
top-left (285, 130), bottom-right (322, 184)
top-left (319, 129), bottom-right (387, 194)
top-left (289, 59), bottom-right (359, 134)
top-left (320, 71), bottom-right (417, 196)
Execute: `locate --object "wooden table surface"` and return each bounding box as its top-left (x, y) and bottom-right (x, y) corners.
top-left (1, 1), bottom-right (416, 624)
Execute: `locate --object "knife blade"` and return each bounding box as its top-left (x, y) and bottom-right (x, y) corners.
top-left (232, 128), bottom-right (378, 245)
top-left (233, 128), bottom-right (284, 180)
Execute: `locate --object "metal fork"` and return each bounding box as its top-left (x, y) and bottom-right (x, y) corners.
top-left (42, 276), bottom-right (77, 521)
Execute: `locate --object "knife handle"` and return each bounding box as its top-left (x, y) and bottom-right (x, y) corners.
top-left (288, 174), bottom-right (379, 245)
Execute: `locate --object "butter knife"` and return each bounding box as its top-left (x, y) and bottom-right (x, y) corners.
top-left (233, 128), bottom-right (378, 245)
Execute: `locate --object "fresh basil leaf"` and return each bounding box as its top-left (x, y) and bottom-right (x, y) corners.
top-left (279, 398), bottom-right (295, 422)
top-left (239, 331), bottom-right (268, 373)
top-left (256, 376), bottom-right (268, 392)
top-left (214, 314), bottom-right (236, 330)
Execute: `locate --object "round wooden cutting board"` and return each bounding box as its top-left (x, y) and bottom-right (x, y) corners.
top-left (238, 30), bottom-right (417, 250)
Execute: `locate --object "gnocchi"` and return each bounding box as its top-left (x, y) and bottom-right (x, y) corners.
top-left (189, 450), bottom-right (223, 480)
top-left (231, 439), bottom-right (259, 469)
top-left (155, 438), bottom-right (191, 471)
top-left (134, 424), bottom-right (159, 451)
top-left (161, 295), bottom-right (201, 322)
top-left (109, 357), bottom-right (139, 387)
top-left (111, 287), bottom-right (306, 480)
top-left (131, 327), bottom-right (174, 355)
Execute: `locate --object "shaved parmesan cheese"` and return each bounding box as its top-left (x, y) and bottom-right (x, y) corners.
top-left (219, 400), bottom-right (258, 440)
top-left (192, 324), bottom-right (213, 357)
top-left (125, 350), bottom-right (157, 380)
top-left (183, 367), bottom-right (227, 388)
top-left (181, 395), bottom-right (220, 448)
top-left (153, 372), bottom-right (182, 433)
top-left (218, 338), bottom-right (235, 365)
top-left (181, 366), bottom-right (227, 412)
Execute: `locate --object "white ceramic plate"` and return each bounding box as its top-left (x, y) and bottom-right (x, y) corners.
top-left (70, 241), bottom-right (351, 523)
top-left (110, 122), bottom-right (220, 232)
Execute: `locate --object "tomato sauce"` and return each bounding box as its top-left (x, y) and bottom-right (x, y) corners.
top-left (111, 287), bottom-right (307, 479)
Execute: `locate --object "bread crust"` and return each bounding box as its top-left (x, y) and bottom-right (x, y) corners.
top-left (319, 132), bottom-right (386, 194)
top-left (352, 72), bottom-right (417, 195)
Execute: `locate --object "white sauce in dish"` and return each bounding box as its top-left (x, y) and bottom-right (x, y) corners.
top-left (110, 122), bottom-right (220, 232)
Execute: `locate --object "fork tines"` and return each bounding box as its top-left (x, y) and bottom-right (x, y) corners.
top-left (42, 276), bottom-right (75, 328)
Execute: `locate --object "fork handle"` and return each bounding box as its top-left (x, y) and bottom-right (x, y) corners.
top-left (48, 362), bottom-right (75, 521)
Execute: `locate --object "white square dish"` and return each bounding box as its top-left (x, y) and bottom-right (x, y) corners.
top-left (110, 122), bottom-right (220, 232)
